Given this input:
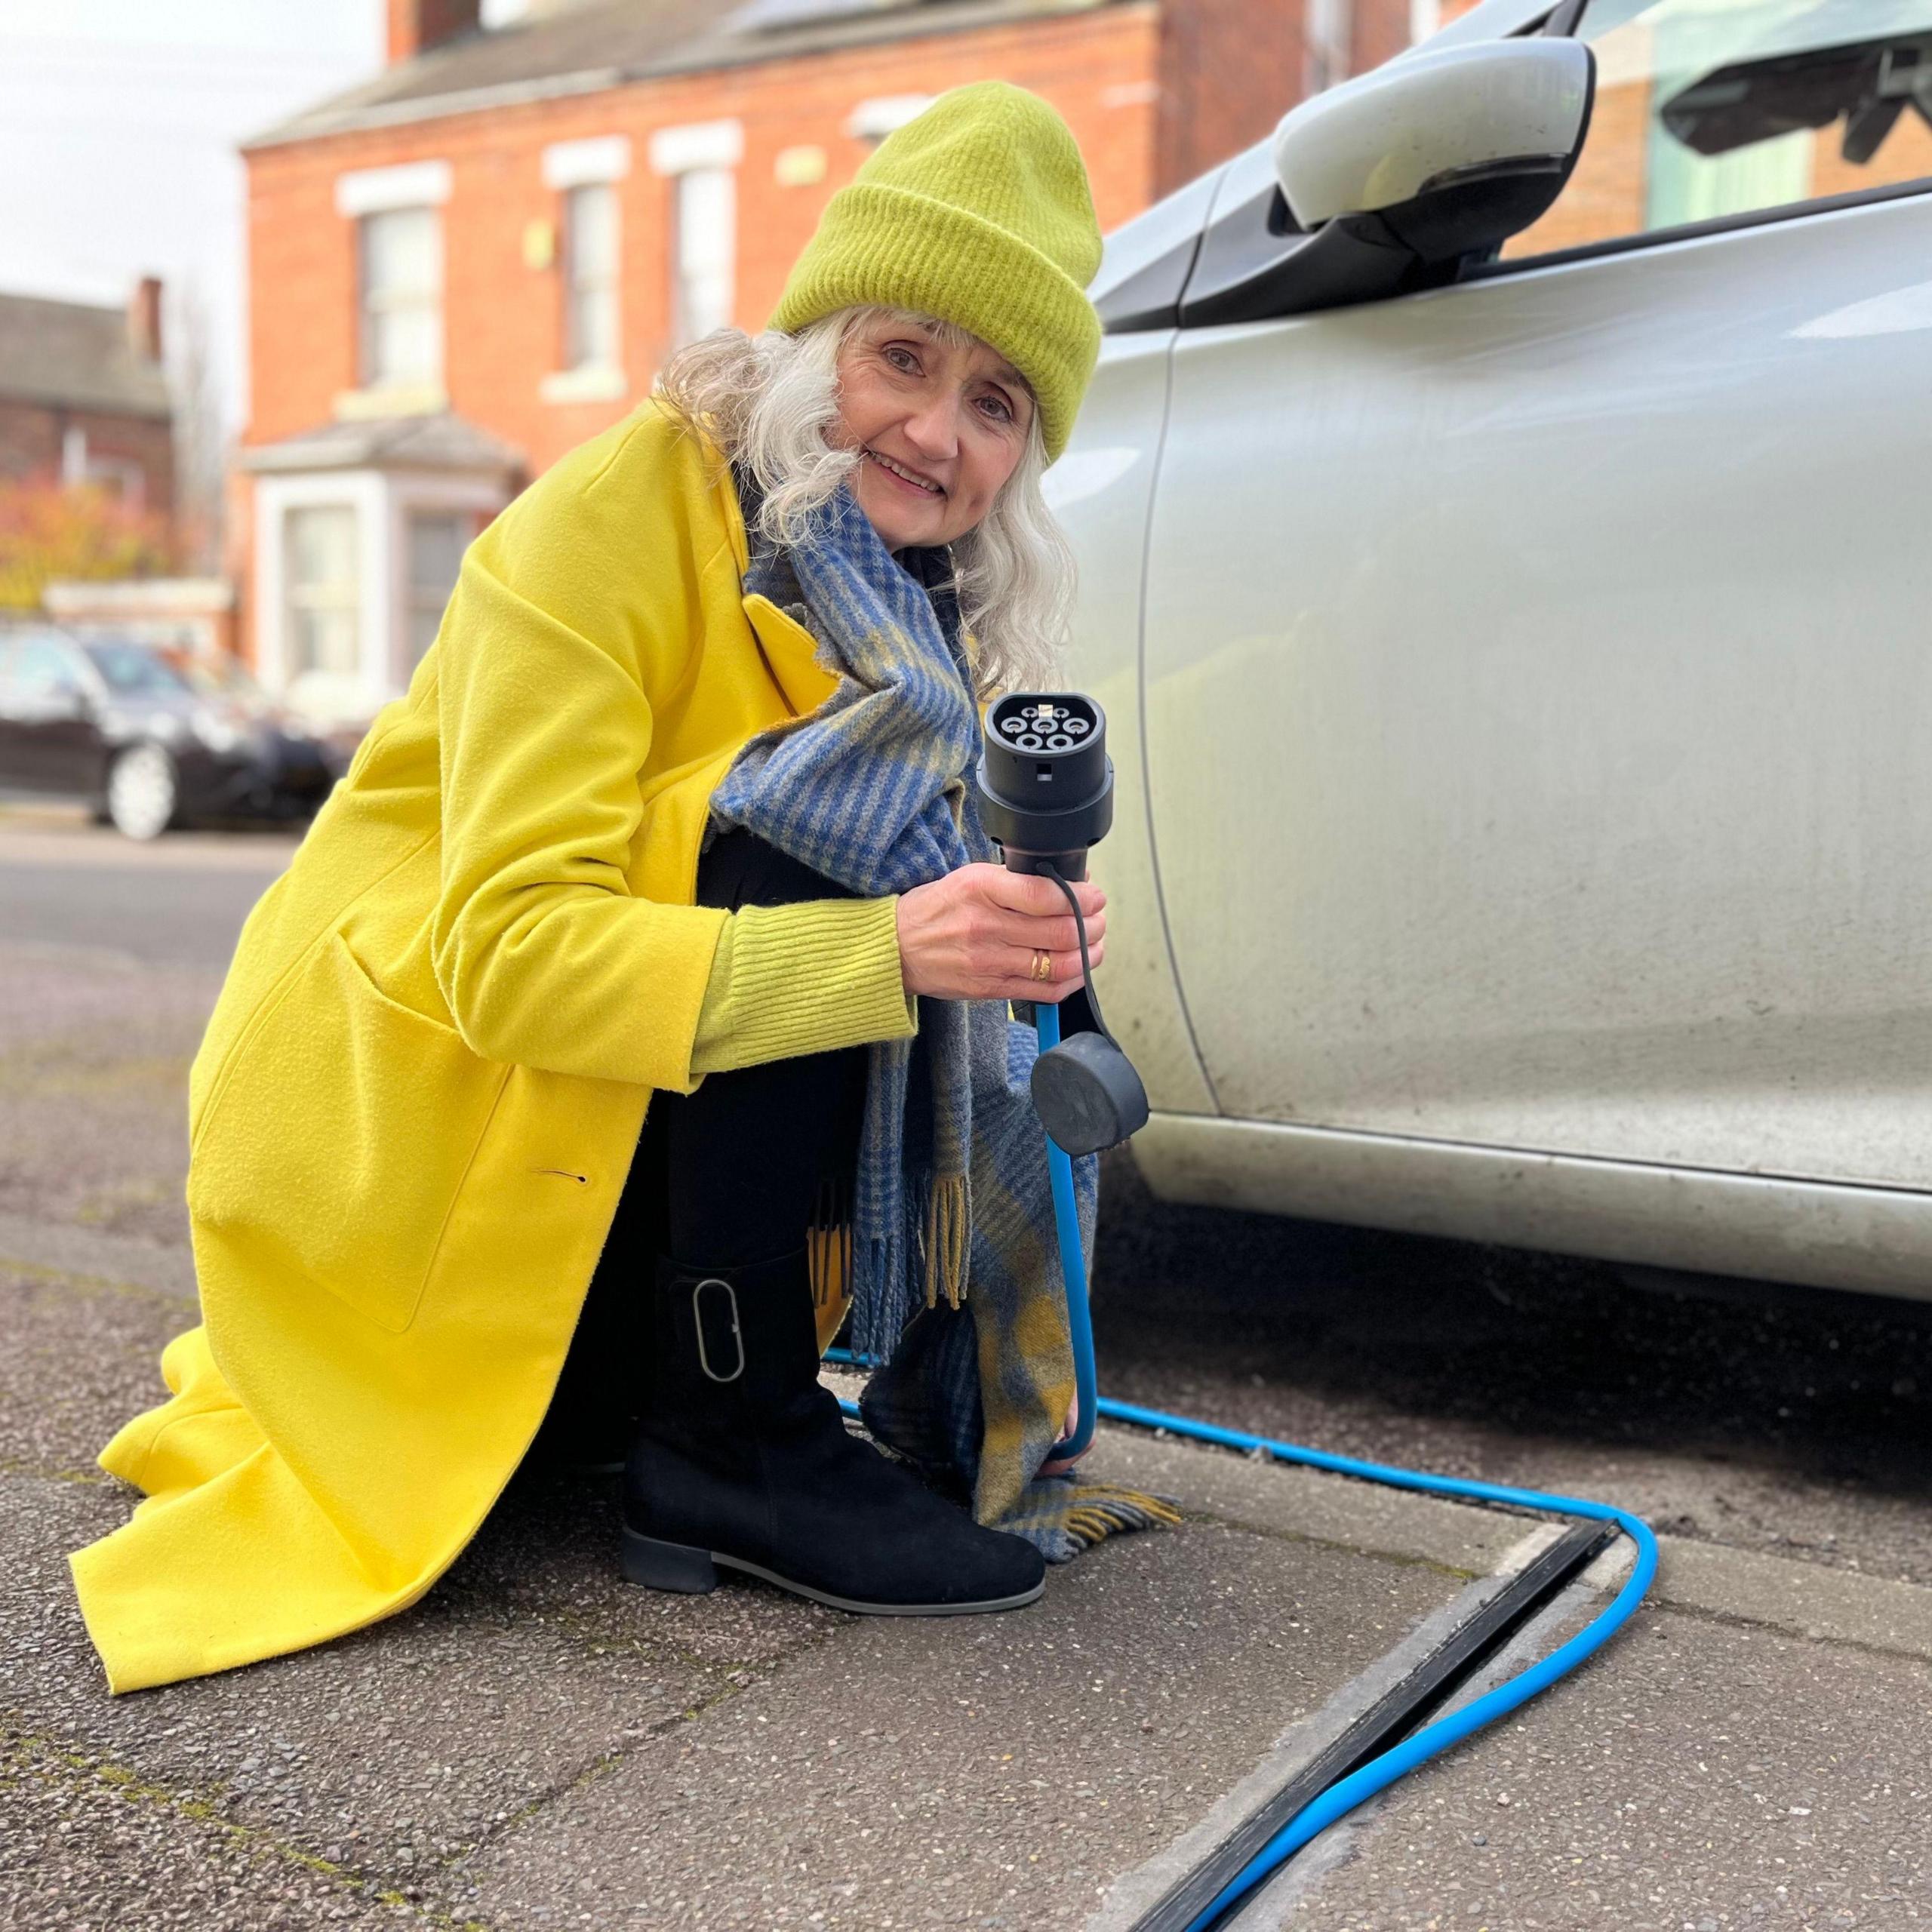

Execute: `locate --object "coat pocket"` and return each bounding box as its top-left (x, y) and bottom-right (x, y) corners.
top-left (187, 929), bottom-right (510, 1334)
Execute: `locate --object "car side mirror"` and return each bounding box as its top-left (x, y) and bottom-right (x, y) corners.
top-left (1273, 38), bottom-right (1595, 269)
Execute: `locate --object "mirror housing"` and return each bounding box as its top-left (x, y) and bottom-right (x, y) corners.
top-left (1274, 38), bottom-right (1594, 266)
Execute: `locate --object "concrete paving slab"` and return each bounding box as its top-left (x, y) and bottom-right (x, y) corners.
top-left (1091, 1422), bottom-right (1932, 1663)
top-left (1093, 1425), bottom-right (1528, 1578)
top-left (1272, 1602), bottom-right (1931, 1930)
top-left (2, 1731), bottom-right (422, 1931)
top-left (1, 1473), bottom-right (791, 1899)
top-left (1653, 1536), bottom-right (1932, 1661)
top-left (446, 1518), bottom-right (1465, 1931)
top-left (1093, 1549), bottom-right (1561, 1932)
top-left (442, 1468), bottom-right (844, 1671)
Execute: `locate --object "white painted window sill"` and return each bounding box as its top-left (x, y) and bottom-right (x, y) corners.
top-left (334, 383), bottom-right (447, 421)
top-left (540, 365), bottom-right (629, 405)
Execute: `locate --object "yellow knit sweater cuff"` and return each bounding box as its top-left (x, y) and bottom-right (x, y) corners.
top-left (688, 895), bottom-right (918, 1079)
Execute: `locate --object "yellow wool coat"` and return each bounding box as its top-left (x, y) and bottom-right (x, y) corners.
top-left (69, 405), bottom-right (934, 1694)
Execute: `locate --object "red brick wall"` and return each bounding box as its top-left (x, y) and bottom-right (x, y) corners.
top-left (244, 8), bottom-right (1164, 475)
top-left (1152, 0), bottom-right (1412, 192)
top-left (0, 397), bottom-right (174, 518)
top-left (237, 0), bottom-right (1430, 661)
top-left (0, 397), bottom-right (66, 485)
top-left (1352, 0), bottom-right (1415, 75)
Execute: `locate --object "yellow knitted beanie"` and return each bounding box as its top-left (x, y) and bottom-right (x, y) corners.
top-left (770, 82), bottom-right (1103, 463)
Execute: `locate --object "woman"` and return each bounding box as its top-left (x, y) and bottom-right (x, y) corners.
top-left (69, 82), bottom-right (1171, 1696)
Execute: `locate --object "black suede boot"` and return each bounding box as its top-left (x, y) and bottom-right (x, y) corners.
top-left (622, 1247), bottom-right (1045, 1615)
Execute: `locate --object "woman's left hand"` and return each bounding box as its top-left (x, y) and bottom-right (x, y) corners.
top-left (1039, 1389), bottom-right (1088, 1478)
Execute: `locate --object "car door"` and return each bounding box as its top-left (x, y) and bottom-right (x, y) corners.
top-left (0, 633), bottom-right (99, 793)
top-left (1138, 0), bottom-right (1932, 1194)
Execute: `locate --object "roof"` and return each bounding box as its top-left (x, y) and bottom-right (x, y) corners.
top-left (245, 0), bottom-right (1121, 148)
top-left (0, 291), bottom-right (171, 420)
top-left (238, 412), bottom-right (526, 476)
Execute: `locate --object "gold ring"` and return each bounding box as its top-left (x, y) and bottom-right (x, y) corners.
top-left (1030, 949), bottom-right (1054, 983)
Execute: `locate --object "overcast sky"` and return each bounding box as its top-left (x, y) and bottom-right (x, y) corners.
top-left (0, 0), bottom-right (387, 437)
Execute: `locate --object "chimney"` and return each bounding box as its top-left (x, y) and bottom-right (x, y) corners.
top-left (387, 0), bottom-right (481, 63)
top-left (128, 275), bottom-right (163, 363)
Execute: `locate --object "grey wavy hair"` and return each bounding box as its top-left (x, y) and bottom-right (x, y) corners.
top-left (655, 307), bottom-right (1075, 698)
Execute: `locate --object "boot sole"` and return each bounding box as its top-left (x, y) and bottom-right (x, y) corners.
top-left (621, 1528), bottom-right (1044, 1617)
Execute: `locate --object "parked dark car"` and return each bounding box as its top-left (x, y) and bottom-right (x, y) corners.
top-left (0, 628), bottom-right (342, 838)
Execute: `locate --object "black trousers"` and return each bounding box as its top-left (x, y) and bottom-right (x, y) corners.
top-left (542, 829), bottom-right (872, 1441)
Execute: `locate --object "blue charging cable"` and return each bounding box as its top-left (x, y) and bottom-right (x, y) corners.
top-left (834, 995), bottom-right (1658, 1929)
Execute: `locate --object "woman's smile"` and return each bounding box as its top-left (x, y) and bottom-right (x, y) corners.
top-left (863, 445), bottom-right (946, 499)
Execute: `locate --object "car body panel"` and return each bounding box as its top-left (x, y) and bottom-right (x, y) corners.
top-left (1043, 328), bottom-right (1217, 1118)
top-left (1056, 0), bottom-right (1932, 1297)
top-left (1129, 1109), bottom-right (1932, 1300)
top-left (1136, 189), bottom-right (1932, 1198)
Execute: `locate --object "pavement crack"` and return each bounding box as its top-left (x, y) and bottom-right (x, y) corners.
top-left (1, 1727), bottom-right (497, 1930)
top-left (435, 1614), bottom-right (849, 1875)
top-left (1645, 1592), bottom-right (1932, 1666)
top-left (0, 1455), bottom-right (113, 1487)
top-left (0, 1252), bottom-right (189, 1307)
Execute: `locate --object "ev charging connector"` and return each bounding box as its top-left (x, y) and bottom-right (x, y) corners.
top-left (973, 694), bottom-right (1149, 1161)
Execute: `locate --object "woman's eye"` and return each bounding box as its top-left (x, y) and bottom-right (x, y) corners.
top-left (978, 392), bottom-right (1015, 424)
top-left (884, 346), bottom-right (920, 374)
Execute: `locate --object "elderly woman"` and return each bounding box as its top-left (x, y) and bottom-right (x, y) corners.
top-left (71, 82), bottom-right (1171, 1695)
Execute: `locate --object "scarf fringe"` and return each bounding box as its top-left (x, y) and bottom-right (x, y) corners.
top-left (807, 1175), bottom-right (854, 1309)
top-left (922, 1171), bottom-right (970, 1311)
top-left (1003, 1481), bottom-right (1184, 1561)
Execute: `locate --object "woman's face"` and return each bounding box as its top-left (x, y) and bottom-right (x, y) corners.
top-left (832, 315), bottom-right (1035, 551)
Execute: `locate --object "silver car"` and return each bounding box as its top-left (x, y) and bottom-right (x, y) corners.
top-left (1055, 0), bottom-right (1932, 1300)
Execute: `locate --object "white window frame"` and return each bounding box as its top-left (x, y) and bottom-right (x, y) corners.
top-left (254, 467), bottom-right (506, 718)
top-left (255, 473), bottom-right (382, 719)
top-left (543, 134), bottom-right (630, 191)
top-left (356, 205), bottom-right (445, 394)
top-left (1306, 0), bottom-right (1355, 93)
top-left (336, 162), bottom-right (451, 413)
top-left (847, 94), bottom-right (932, 142)
top-left (648, 118), bottom-right (743, 176)
top-left (538, 137), bottom-right (631, 401)
top-left (651, 119), bottom-right (743, 353)
top-left (336, 160), bottom-right (451, 217)
top-left (559, 184), bottom-right (623, 384)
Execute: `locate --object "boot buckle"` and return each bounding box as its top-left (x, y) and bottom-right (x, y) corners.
top-left (691, 1276), bottom-right (746, 1383)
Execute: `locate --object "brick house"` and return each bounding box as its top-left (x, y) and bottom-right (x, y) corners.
top-left (0, 278), bottom-right (174, 518)
top-left (235, 0), bottom-right (1409, 721)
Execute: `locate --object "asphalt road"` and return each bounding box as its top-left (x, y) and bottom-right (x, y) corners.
top-left (0, 815), bottom-right (296, 968)
top-left (3, 805), bottom-right (1927, 1930)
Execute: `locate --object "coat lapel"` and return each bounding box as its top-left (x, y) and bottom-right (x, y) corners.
top-left (741, 591), bottom-right (839, 721)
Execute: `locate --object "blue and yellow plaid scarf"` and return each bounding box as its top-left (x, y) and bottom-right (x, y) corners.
top-left (706, 477), bottom-right (1175, 1561)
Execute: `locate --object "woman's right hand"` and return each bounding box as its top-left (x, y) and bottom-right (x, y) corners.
top-left (895, 863), bottom-right (1106, 1005)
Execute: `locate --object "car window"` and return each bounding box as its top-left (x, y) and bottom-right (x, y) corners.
top-left (82, 640), bottom-right (191, 697)
top-left (165, 650), bottom-right (260, 700)
top-left (1501, 0), bottom-right (1932, 260)
top-left (12, 637), bottom-right (85, 697)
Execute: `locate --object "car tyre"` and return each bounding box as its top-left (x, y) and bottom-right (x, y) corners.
top-left (105, 743), bottom-right (180, 841)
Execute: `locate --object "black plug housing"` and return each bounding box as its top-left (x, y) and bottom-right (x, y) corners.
top-left (974, 694), bottom-right (1113, 881)
top-left (973, 691), bottom-right (1149, 1157)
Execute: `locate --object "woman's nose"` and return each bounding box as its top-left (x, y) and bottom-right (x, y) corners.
top-left (902, 395), bottom-right (961, 461)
